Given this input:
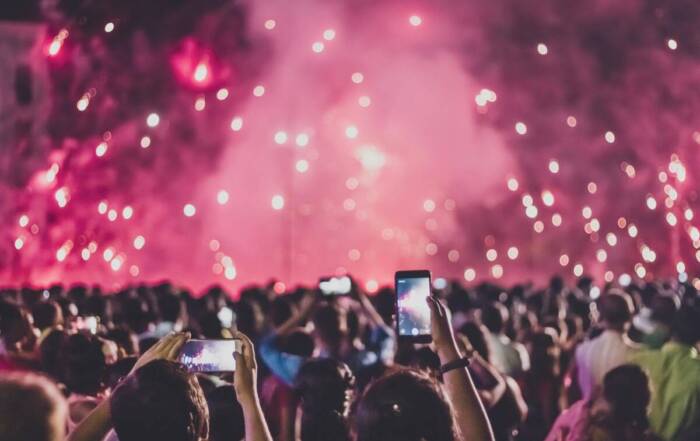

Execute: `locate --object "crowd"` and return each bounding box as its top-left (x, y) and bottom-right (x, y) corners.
top-left (0, 275), bottom-right (699, 441)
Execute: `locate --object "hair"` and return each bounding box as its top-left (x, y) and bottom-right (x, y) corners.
top-left (280, 329), bottom-right (315, 357)
top-left (672, 305), bottom-right (700, 345)
top-left (63, 332), bottom-right (107, 396)
top-left (105, 327), bottom-right (139, 356)
top-left (354, 369), bottom-right (456, 441)
top-left (31, 301), bottom-right (63, 331)
top-left (312, 304), bottom-right (346, 348)
top-left (111, 360), bottom-right (209, 441)
top-left (480, 303), bottom-right (508, 334)
top-left (295, 358), bottom-right (355, 441)
top-left (458, 321), bottom-right (489, 360)
top-left (270, 297), bottom-right (294, 327)
top-left (528, 328), bottom-right (560, 377)
top-left (584, 364), bottom-right (651, 441)
top-left (39, 329), bottom-right (69, 380)
top-left (105, 357), bottom-right (137, 390)
top-left (0, 300), bottom-right (34, 349)
top-left (598, 291), bottom-right (633, 328)
top-left (0, 373), bottom-right (67, 441)
top-left (158, 293), bottom-right (184, 323)
top-left (206, 385), bottom-right (245, 441)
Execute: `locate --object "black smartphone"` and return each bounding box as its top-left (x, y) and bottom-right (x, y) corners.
top-left (319, 276), bottom-right (352, 296)
top-left (395, 270), bottom-right (432, 343)
top-left (178, 339), bottom-right (241, 373)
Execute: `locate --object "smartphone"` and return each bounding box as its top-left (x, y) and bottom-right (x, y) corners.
top-left (178, 339), bottom-right (241, 373)
top-left (395, 270), bottom-right (432, 343)
top-left (319, 276), bottom-right (352, 296)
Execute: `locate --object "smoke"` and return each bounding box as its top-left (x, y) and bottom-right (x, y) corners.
top-left (1, 0), bottom-right (699, 291)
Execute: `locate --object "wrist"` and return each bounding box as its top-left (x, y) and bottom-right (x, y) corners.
top-left (437, 342), bottom-right (462, 364)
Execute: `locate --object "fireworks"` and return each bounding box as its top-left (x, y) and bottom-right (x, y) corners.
top-left (2, 0), bottom-right (700, 290)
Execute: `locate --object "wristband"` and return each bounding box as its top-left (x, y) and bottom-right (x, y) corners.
top-left (439, 357), bottom-right (471, 375)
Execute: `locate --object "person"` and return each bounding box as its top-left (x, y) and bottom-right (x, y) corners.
top-left (480, 303), bottom-right (530, 377)
top-left (0, 372), bottom-right (68, 441)
top-left (0, 300), bottom-right (38, 370)
top-left (630, 305), bottom-right (700, 441)
top-left (294, 358), bottom-right (355, 441)
top-left (545, 364), bottom-right (659, 441)
top-left (574, 290), bottom-right (636, 399)
top-left (31, 300), bottom-right (64, 338)
top-left (259, 289), bottom-right (395, 386)
top-left (353, 296), bottom-right (494, 441)
top-left (458, 322), bottom-right (528, 441)
top-left (67, 331), bottom-right (274, 441)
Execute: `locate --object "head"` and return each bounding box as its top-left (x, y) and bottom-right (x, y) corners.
top-left (39, 329), bottom-right (69, 380)
top-left (458, 321), bottom-right (489, 360)
top-left (158, 293), bottom-right (185, 323)
top-left (312, 303), bottom-right (348, 351)
top-left (111, 360), bottom-right (209, 441)
top-left (270, 296), bottom-right (295, 327)
top-left (598, 290), bottom-right (634, 330)
top-left (672, 305), bottom-right (700, 346)
top-left (0, 373), bottom-right (67, 441)
top-left (31, 301), bottom-right (63, 332)
top-left (0, 300), bottom-right (36, 352)
top-left (280, 328), bottom-right (315, 357)
top-left (354, 369), bottom-right (456, 441)
top-left (63, 332), bottom-right (107, 396)
top-left (480, 303), bottom-right (508, 334)
top-left (206, 385), bottom-right (245, 441)
top-left (105, 327), bottom-right (139, 356)
top-left (528, 328), bottom-right (560, 377)
top-left (295, 358), bottom-right (355, 441)
top-left (601, 364), bottom-right (650, 428)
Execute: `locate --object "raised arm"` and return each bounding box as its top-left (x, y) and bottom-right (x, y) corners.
top-left (233, 331), bottom-right (274, 441)
top-left (428, 296), bottom-right (495, 441)
top-left (67, 332), bottom-right (190, 441)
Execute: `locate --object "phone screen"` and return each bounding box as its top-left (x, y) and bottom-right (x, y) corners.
top-left (319, 276), bottom-right (352, 296)
top-left (396, 273), bottom-right (432, 339)
top-left (178, 339), bottom-right (238, 372)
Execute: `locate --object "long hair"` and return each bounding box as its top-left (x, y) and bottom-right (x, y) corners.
top-left (353, 368), bottom-right (457, 441)
top-left (294, 358), bottom-right (355, 441)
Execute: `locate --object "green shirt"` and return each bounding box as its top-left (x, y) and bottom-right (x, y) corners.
top-left (629, 342), bottom-right (700, 441)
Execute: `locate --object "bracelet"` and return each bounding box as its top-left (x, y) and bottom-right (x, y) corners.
top-left (439, 357), bottom-right (471, 375)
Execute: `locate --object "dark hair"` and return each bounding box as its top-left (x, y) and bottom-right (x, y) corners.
top-left (312, 304), bottom-right (345, 348)
top-left (354, 369), bottom-right (456, 441)
top-left (105, 327), bottom-right (139, 356)
top-left (0, 373), bottom-right (67, 441)
top-left (105, 357), bottom-right (137, 390)
top-left (158, 293), bottom-right (184, 323)
top-left (39, 329), bottom-right (69, 380)
top-left (295, 358), bottom-right (355, 441)
top-left (0, 301), bottom-right (34, 349)
top-left (31, 301), bottom-right (63, 331)
top-left (481, 303), bottom-right (507, 334)
top-left (63, 332), bottom-right (106, 396)
top-left (528, 329), bottom-right (559, 377)
top-left (458, 322), bottom-right (489, 360)
top-left (672, 305), bottom-right (700, 345)
top-left (602, 364), bottom-right (650, 426)
top-left (206, 385), bottom-right (245, 441)
top-left (111, 360), bottom-right (209, 441)
top-left (270, 297), bottom-right (294, 327)
top-left (280, 329), bottom-right (315, 357)
top-left (598, 291), bottom-right (633, 328)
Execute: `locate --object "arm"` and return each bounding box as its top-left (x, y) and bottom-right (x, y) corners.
top-left (233, 331), bottom-right (274, 441)
top-left (274, 293), bottom-right (317, 337)
top-left (428, 297), bottom-right (495, 441)
top-left (67, 332), bottom-right (190, 441)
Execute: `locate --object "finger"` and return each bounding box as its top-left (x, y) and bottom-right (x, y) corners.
top-left (426, 296), bottom-right (443, 318)
top-left (165, 333), bottom-right (190, 360)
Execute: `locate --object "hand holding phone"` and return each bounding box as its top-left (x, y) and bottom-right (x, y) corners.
top-left (178, 339), bottom-right (241, 373)
top-left (395, 270), bottom-right (432, 343)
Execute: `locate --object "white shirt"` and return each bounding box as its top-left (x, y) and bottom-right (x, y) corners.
top-left (486, 332), bottom-right (530, 376)
top-left (575, 329), bottom-right (636, 399)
